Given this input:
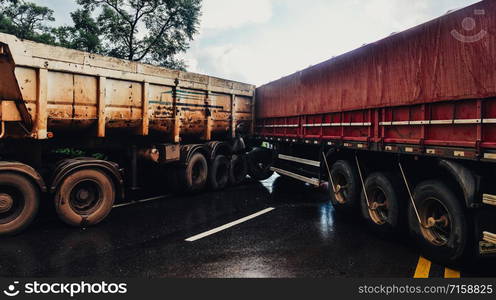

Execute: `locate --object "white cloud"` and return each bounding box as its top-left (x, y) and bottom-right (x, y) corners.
top-left (201, 0), bottom-right (273, 30)
top-left (361, 0), bottom-right (430, 29)
top-left (187, 0), bottom-right (481, 85)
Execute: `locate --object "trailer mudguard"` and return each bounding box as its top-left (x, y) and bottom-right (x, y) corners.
top-left (0, 161), bottom-right (46, 192)
top-left (49, 158), bottom-right (124, 200)
top-left (180, 144), bottom-right (210, 164)
top-left (206, 141), bottom-right (233, 160)
top-left (438, 159), bottom-right (478, 208)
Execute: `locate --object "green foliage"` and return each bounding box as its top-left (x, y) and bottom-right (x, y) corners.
top-left (53, 8), bottom-right (102, 53)
top-left (91, 152), bottom-right (108, 160)
top-left (52, 148), bottom-right (108, 160)
top-left (0, 0), bottom-right (57, 44)
top-left (0, 0), bottom-right (202, 70)
top-left (76, 0), bottom-right (202, 70)
top-left (53, 148), bottom-right (86, 157)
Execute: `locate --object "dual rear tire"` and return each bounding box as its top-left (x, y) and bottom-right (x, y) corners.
top-left (182, 153), bottom-right (209, 192)
top-left (209, 155), bottom-right (230, 191)
top-left (184, 152), bottom-right (248, 192)
top-left (328, 161), bottom-right (404, 232)
top-left (361, 176), bottom-right (468, 262)
top-left (209, 154), bottom-right (248, 189)
top-left (328, 159), bottom-right (469, 263)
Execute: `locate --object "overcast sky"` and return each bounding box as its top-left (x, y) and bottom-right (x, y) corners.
top-left (31, 0), bottom-right (480, 85)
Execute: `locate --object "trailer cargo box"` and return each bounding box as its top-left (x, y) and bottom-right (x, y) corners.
top-left (250, 0), bottom-right (496, 264)
top-left (0, 33), bottom-right (255, 142)
top-left (0, 32), bottom-right (255, 235)
top-left (256, 0), bottom-right (496, 152)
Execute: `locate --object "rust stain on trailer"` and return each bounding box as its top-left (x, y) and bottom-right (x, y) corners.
top-left (0, 33), bottom-right (255, 141)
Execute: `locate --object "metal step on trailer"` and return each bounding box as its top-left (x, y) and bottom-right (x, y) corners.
top-left (483, 194), bottom-right (496, 206)
top-left (481, 232), bottom-right (496, 255)
top-left (270, 167), bottom-right (321, 187)
top-left (277, 154), bottom-right (321, 167)
top-left (483, 232), bottom-right (496, 245)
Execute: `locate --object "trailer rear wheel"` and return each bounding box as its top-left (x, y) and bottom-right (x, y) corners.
top-left (247, 147), bottom-right (274, 181)
top-left (183, 153), bottom-right (209, 192)
top-left (209, 155), bottom-right (230, 191)
top-left (0, 173), bottom-right (39, 235)
top-left (230, 154), bottom-right (248, 186)
top-left (408, 180), bottom-right (468, 263)
top-left (360, 172), bottom-right (404, 233)
top-left (329, 160), bottom-right (360, 212)
top-left (55, 169), bottom-right (115, 227)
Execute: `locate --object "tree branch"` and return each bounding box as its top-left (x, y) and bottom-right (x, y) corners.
top-left (134, 9), bottom-right (178, 61)
top-left (102, 0), bottom-right (133, 26)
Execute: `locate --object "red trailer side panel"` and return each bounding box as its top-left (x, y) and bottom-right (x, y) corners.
top-left (256, 0), bottom-right (496, 119)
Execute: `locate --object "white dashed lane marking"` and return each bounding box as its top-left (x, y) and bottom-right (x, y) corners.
top-left (185, 207), bottom-right (276, 242)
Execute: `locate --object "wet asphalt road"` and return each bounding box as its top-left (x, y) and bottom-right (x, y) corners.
top-left (1, 175), bottom-right (495, 278)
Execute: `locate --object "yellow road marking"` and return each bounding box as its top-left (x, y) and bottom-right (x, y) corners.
top-left (414, 256), bottom-right (432, 278)
top-left (444, 268), bottom-right (461, 278)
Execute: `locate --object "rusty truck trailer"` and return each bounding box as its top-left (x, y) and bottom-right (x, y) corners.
top-left (249, 0), bottom-right (496, 263)
top-left (0, 34), bottom-right (254, 141)
top-left (0, 32), bottom-right (255, 234)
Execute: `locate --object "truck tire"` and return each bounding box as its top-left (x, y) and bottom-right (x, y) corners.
top-left (232, 137), bottom-right (246, 154)
top-left (0, 173), bottom-right (39, 235)
top-left (230, 154), bottom-right (248, 186)
top-left (55, 169), bottom-right (115, 227)
top-left (247, 147), bottom-right (274, 180)
top-left (360, 172), bottom-right (404, 233)
top-left (408, 180), bottom-right (469, 263)
top-left (329, 160), bottom-right (360, 213)
top-left (209, 155), bottom-right (230, 191)
top-left (183, 153), bottom-right (209, 192)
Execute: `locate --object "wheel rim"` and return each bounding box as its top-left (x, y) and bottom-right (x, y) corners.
top-left (69, 180), bottom-right (103, 215)
top-left (254, 150), bottom-right (272, 171)
top-left (331, 173), bottom-right (349, 204)
top-left (257, 162), bottom-right (269, 172)
top-left (0, 193), bottom-right (14, 213)
top-left (418, 197), bottom-right (452, 247)
top-left (367, 186), bottom-right (389, 225)
top-left (0, 186), bottom-right (24, 224)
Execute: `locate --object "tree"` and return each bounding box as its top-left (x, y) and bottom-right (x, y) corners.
top-left (0, 0), bottom-right (202, 71)
top-left (77, 0), bottom-right (201, 70)
top-left (53, 8), bottom-right (102, 53)
top-left (0, 0), bottom-right (56, 44)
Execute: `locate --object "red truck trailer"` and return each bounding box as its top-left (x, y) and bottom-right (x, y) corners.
top-left (249, 0), bottom-right (496, 263)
